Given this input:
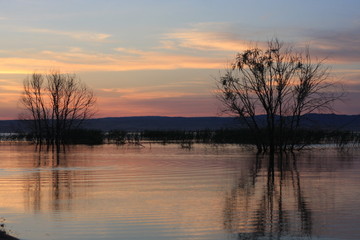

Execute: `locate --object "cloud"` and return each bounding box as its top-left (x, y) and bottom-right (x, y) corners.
top-left (100, 89), bottom-right (196, 100)
top-left (99, 80), bottom-right (210, 100)
top-left (0, 47), bottom-right (226, 73)
top-left (158, 22), bottom-right (270, 53)
top-left (302, 27), bottom-right (360, 63)
top-left (1, 22), bottom-right (359, 75)
top-left (162, 30), bottom-right (248, 52)
top-left (332, 70), bottom-right (360, 93)
top-left (161, 22), bottom-right (360, 65)
top-left (115, 48), bottom-right (147, 55)
top-left (26, 28), bottom-right (111, 42)
top-left (159, 23), bottom-right (360, 70)
top-left (0, 79), bottom-right (22, 93)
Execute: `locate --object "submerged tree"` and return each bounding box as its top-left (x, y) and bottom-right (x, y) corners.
top-left (216, 38), bottom-right (342, 153)
top-left (20, 71), bottom-right (96, 147)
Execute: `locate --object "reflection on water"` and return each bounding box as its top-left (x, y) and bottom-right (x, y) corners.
top-left (224, 154), bottom-right (312, 239)
top-left (24, 150), bottom-right (73, 214)
top-left (0, 144), bottom-right (359, 240)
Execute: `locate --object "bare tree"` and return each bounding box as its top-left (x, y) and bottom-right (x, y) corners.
top-left (216, 39), bottom-right (342, 153)
top-left (20, 71), bottom-right (96, 147)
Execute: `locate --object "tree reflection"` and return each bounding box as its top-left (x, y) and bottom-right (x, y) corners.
top-left (224, 153), bottom-right (312, 239)
top-left (24, 148), bottom-right (73, 213)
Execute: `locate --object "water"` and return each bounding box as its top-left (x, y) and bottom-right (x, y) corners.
top-left (0, 143), bottom-right (359, 240)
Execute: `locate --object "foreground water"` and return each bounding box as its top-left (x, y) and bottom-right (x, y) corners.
top-left (0, 143), bottom-right (359, 240)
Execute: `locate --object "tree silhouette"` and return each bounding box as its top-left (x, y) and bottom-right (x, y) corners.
top-left (216, 38), bottom-right (342, 153)
top-left (20, 71), bottom-right (96, 148)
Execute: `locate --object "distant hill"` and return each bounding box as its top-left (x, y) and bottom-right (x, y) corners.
top-left (0, 120), bottom-right (24, 133)
top-left (0, 114), bottom-right (359, 133)
top-left (82, 114), bottom-right (360, 132)
top-left (297, 114), bottom-right (360, 131)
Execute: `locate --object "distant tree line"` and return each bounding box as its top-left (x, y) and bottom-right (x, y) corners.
top-left (103, 129), bottom-right (360, 149)
top-left (140, 129), bottom-right (360, 148)
top-left (4, 128), bottom-right (360, 148)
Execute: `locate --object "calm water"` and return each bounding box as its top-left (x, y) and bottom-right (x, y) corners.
top-left (0, 143), bottom-right (359, 240)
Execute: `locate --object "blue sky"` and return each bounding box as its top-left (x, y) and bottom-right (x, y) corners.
top-left (0, 0), bottom-right (359, 119)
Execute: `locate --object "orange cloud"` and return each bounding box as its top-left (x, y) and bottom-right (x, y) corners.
top-left (111, 91), bottom-right (196, 100)
top-left (162, 30), bottom-right (249, 52)
top-left (0, 79), bottom-right (23, 92)
top-left (0, 48), bottom-right (227, 74)
top-left (98, 86), bottom-right (207, 102)
top-left (0, 27), bottom-right (250, 75)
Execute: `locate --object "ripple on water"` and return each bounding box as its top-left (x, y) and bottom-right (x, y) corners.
top-left (0, 144), bottom-right (359, 240)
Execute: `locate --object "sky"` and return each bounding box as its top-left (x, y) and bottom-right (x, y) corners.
top-left (0, 0), bottom-right (359, 119)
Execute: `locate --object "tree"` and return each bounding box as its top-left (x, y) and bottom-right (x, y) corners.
top-left (20, 71), bottom-right (96, 147)
top-left (216, 39), bottom-right (341, 153)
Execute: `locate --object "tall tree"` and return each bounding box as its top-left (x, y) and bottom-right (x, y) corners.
top-left (20, 71), bottom-right (96, 147)
top-left (216, 39), bottom-right (341, 153)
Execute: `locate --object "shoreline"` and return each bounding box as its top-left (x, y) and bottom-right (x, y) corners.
top-left (0, 231), bottom-right (19, 240)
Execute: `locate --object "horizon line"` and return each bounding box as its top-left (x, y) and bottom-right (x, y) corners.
top-left (2, 113), bottom-right (359, 121)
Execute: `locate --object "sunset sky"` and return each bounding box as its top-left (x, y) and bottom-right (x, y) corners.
top-left (0, 0), bottom-right (359, 119)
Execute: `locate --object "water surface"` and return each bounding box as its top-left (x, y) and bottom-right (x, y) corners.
top-left (0, 143), bottom-right (359, 240)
